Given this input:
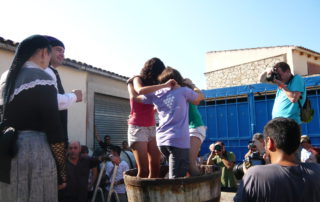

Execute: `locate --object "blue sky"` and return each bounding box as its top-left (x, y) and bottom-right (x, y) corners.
top-left (1, 0), bottom-right (319, 88)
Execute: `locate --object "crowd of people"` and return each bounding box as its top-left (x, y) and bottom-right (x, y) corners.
top-left (0, 34), bottom-right (320, 202)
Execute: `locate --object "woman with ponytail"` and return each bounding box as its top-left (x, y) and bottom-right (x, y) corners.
top-left (0, 35), bottom-right (66, 202)
top-left (127, 58), bottom-right (174, 178)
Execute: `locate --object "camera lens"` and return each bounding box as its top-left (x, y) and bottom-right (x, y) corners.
top-left (214, 144), bottom-right (222, 151)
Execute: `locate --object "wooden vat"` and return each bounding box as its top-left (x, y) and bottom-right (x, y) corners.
top-left (124, 165), bottom-right (221, 202)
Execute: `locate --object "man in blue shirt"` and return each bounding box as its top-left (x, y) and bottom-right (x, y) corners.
top-left (269, 62), bottom-right (306, 124)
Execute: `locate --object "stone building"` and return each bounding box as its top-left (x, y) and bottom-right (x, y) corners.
top-left (205, 46), bottom-right (320, 89)
top-left (0, 36), bottom-right (130, 150)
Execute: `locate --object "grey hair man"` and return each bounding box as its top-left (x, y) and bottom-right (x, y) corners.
top-left (252, 133), bottom-right (265, 154)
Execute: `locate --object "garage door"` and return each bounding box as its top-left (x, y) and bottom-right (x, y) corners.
top-left (94, 93), bottom-right (130, 149)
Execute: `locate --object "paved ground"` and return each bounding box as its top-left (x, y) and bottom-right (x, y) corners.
top-left (220, 191), bottom-right (236, 202)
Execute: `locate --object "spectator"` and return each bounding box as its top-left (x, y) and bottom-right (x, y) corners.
top-left (122, 140), bottom-right (131, 151)
top-left (300, 135), bottom-right (319, 163)
top-left (134, 67), bottom-right (203, 178)
top-left (244, 141), bottom-right (259, 159)
top-left (207, 141), bottom-right (237, 192)
top-left (120, 141), bottom-right (136, 169)
top-left (126, 57), bottom-right (168, 178)
top-left (81, 145), bottom-right (98, 201)
top-left (260, 62), bottom-right (306, 124)
top-left (234, 118), bottom-right (320, 202)
top-left (183, 78), bottom-right (207, 176)
top-left (44, 36), bottom-right (82, 146)
top-left (94, 129), bottom-right (115, 155)
top-left (106, 146), bottom-right (129, 202)
top-left (252, 133), bottom-right (265, 154)
top-left (63, 141), bottom-right (99, 202)
top-left (0, 35), bottom-right (66, 201)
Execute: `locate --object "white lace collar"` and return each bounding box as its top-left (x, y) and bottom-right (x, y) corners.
top-left (23, 61), bottom-right (42, 69)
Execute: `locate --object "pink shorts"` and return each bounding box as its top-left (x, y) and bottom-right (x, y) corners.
top-left (128, 125), bottom-right (156, 147)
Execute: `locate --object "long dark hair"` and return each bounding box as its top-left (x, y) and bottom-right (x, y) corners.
top-left (3, 35), bottom-right (51, 105)
top-left (139, 57), bottom-right (165, 86)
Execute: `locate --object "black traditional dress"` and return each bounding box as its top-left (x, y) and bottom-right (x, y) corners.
top-left (0, 61), bottom-right (66, 202)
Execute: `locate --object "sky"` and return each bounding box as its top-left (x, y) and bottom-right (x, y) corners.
top-left (1, 0), bottom-right (319, 89)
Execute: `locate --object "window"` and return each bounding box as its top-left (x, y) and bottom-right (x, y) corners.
top-left (307, 62), bottom-right (320, 75)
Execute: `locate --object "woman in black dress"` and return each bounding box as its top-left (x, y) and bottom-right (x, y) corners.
top-left (0, 35), bottom-right (66, 202)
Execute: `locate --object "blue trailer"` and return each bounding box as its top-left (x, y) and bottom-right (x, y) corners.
top-left (199, 76), bottom-right (320, 162)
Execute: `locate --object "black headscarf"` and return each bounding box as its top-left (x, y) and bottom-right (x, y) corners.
top-left (3, 35), bottom-right (51, 105)
top-left (44, 35), bottom-right (65, 48)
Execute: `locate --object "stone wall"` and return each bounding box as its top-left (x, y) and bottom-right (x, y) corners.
top-left (205, 54), bottom-right (286, 89)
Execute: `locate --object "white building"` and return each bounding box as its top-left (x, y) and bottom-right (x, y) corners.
top-left (0, 36), bottom-right (130, 150)
top-left (205, 46), bottom-right (320, 89)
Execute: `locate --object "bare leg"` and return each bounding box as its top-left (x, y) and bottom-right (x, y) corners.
top-left (131, 142), bottom-right (149, 178)
top-left (147, 137), bottom-right (161, 178)
top-left (189, 136), bottom-right (202, 176)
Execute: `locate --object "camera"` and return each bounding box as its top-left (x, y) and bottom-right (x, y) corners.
top-left (233, 151), bottom-right (265, 180)
top-left (214, 144), bottom-right (222, 152)
top-left (266, 70), bottom-right (280, 82)
top-left (244, 151), bottom-right (265, 168)
top-left (248, 142), bottom-right (256, 150)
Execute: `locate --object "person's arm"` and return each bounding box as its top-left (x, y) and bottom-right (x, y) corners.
top-left (259, 69), bottom-right (274, 84)
top-left (244, 150), bottom-right (252, 159)
top-left (132, 77), bottom-right (176, 95)
top-left (57, 93), bottom-right (77, 110)
top-left (94, 125), bottom-right (102, 142)
top-left (220, 152), bottom-right (235, 169)
top-left (127, 83), bottom-right (149, 103)
top-left (221, 158), bottom-right (234, 169)
top-left (309, 147), bottom-right (319, 156)
top-left (183, 79), bottom-right (204, 105)
top-left (115, 162), bottom-right (129, 185)
top-left (89, 157), bottom-right (99, 187)
top-left (128, 82), bottom-right (139, 99)
top-left (90, 167), bottom-right (98, 188)
top-left (274, 78), bottom-right (301, 103)
top-left (33, 85), bottom-right (66, 187)
top-left (191, 88), bottom-right (205, 105)
top-left (206, 152), bottom-right (216, 165)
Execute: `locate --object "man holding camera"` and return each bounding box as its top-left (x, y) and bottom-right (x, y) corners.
top-left (234, 118), bottom-right (320, 202)
top-left (207, 142), bottom-right (237, 191)
top-left (261, 62), bottom-right (306, 124)
top-left (244, 141), bottom-right (259, 159)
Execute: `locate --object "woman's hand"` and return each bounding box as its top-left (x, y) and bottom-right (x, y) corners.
top-left (164, 79), bottom-right (177, 88)
top-left (58, 183), bottom-right (67, 190)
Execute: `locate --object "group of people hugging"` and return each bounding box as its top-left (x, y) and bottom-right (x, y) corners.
top-left (126, 57), bottom-right (206, 179)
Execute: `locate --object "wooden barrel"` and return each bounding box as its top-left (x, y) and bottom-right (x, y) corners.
top-left (124, 165), bottom-right (221, 202)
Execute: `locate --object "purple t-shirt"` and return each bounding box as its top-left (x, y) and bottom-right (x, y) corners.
top-left (143, 87), bottom-right (198, 148)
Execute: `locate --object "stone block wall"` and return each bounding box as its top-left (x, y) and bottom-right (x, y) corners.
top-left (205, 54), bottom-right (286, 89)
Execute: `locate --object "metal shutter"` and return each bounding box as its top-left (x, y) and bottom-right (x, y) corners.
top-left (94, 93), bottom-right (130, 149)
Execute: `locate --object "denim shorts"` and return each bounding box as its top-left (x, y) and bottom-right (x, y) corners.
top-left (159, 146), bottom-right (189, 179)
top-left (127, 125), bottom-right (156, 147)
